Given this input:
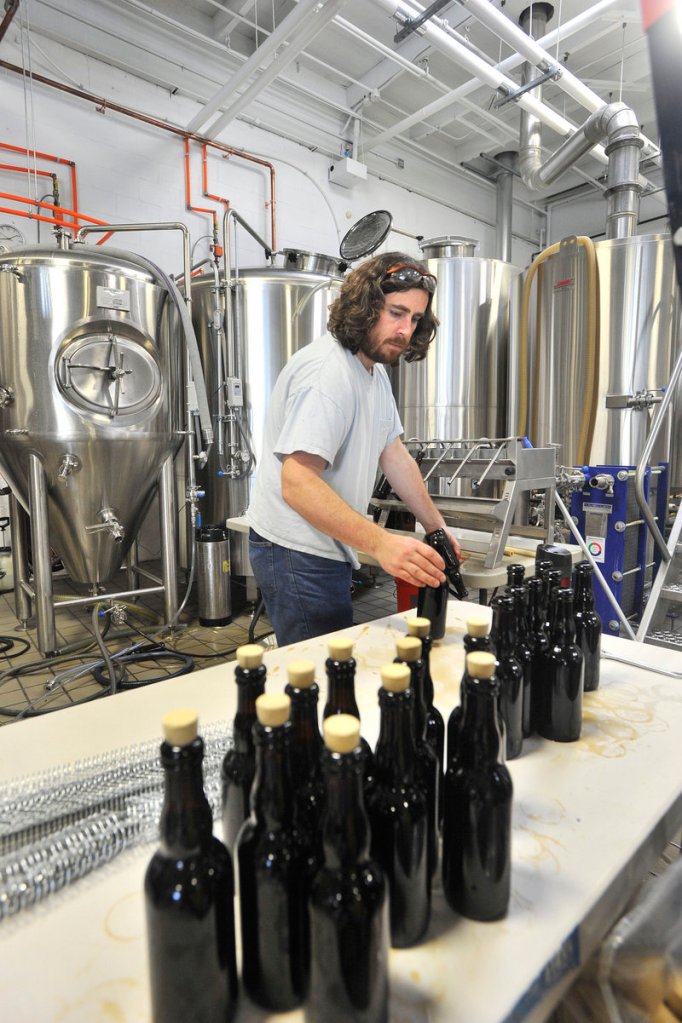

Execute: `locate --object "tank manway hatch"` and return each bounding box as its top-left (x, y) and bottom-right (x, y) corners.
top-left (57, 331), bottom-right (161, 419)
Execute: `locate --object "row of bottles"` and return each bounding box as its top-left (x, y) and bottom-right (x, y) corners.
top-left (145, 560), bottom-right (602, 1021)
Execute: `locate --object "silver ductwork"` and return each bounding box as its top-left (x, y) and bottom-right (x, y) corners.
top-left (494, 151), bottom-right (517, 263)
top-left (518, 5), bottom-right (643, 238)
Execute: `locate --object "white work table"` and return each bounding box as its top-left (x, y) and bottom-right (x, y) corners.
top-left (1, 601), bottom-right (681, 1023)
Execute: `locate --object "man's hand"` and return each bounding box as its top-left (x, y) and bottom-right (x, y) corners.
top-left (372, 531), bottom-right (446, 588)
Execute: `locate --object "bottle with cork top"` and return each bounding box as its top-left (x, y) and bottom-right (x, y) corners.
top-left (573, 562), bottom-right (601, 692)
top-left (306, 715), bottom-right (389, 1023)
top-left (446, 615), bottom-right (494, 766)
top-left (406, 616), bottom-right (445, 774)
top-left (324, 637), bottom-right (374, 782)
top-left (394, 634), bottom-right (439, 874)
top-left (367, 663), bottom-right (430, 948)
top-left (285, 658), bottom-right (325, 871)
top-left (535, 588), bottom-right (584, 743)
top-left (221, 643), bottom-right (267, 850)
top-left (442, 653), bottom-right (513, 921)
top-left (145, 709), bottom-right (238, 1023)
top-left (237, 692), bottom-right (308, 1010)
top-left (417, 579), bottom-right (448, 641)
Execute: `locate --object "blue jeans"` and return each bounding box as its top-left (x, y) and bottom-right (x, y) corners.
top-left (248, 529), bottom-right (353, 644)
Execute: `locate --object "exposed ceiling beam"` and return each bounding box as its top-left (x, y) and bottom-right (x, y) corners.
top-left (205, 0), bottom-right (348, 137)
top-left (186, 0), bottom-right (323, 133)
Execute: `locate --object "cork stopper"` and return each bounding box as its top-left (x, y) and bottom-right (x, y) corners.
top-left (287, 659), bottom-right (316, 688)
top-left (162, 708), bottom-right (198, 746)
top-left (466, 652), bottom-right (496, 679)
top-left (255, 692), bottom-right (291, 727)
top-left (407, 617), bottom-right (431, 638)
top-left (236, 643), bottom-right (264, 669)
top-left (324, 714), bottom-right (361, 753)
top-left (466, 616), bottom-right (490, 638)
top-left (396, 635), bottom-right (422, 662)
top-left (327, 637), bottom-right (354, 661)
top-left (381, 663), bottom-right (410, 693)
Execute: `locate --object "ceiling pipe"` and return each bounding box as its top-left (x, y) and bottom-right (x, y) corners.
top-left (494, 151), bottom-right (517, 263)
top-left (205, 0), bottom-right (348, 138)
top-left (517, 6), bottom-right (642, 239)
top-left (518, 4), bottom-right (552, 204)
top-left (367, 0), bottom-right (610, 166)
top-left (186, 0), bottom-right (323, 133)
top-left (0, 0), bottom-right (19, 44)
top-left (460, 0), bottom-right (659, 161)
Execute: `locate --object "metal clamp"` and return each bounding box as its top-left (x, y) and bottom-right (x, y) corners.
top-left (606, 389), bottom-right (663, 410)
top-left (0, 385), bottom-right (14, 408)
top-left (85, 508), bottom-right (125, 543)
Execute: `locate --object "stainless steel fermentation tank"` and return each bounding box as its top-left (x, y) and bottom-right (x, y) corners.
top-left (191, 250), bottom-right (343, 573)
top-left (393, 237), bottom-right (522, 492)
top-left (0, 245), bottom-right (184, 645)
top-left (518, 233), bottom-right (682, 485)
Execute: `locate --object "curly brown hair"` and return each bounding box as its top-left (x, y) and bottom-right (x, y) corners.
top-left (327, 250), bottom-right (439, 363)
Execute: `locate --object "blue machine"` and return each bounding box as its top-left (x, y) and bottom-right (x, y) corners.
top-left (570, 464), bottom-right (668, 635)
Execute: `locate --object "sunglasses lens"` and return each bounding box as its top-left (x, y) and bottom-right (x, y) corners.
top-left (384, 264), bottom-right (436, 292)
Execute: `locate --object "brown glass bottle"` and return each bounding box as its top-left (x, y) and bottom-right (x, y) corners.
top-left (446, 615), bottom-right (493, 767)
top-left (442, 653), bottom-right (513, 921)
top-left (490, 594), bottom-right (524, 760)
top-left (145, 710), bottom-right (238, 1023)
top-left (285, 659), bottom-right (325, 872)
top-left (407, 617), bottom-right (445, 793)
top-left (324, 637), bottom-right (374, 784)
top-left (573, 562), bottom-right (602, 692)
top-left (526, 577), bottom-right (550, 731)
top-left (417, 580), bottom-right (448, 640)
top-left (237, 694), bottom-right (308, 1010)
top-left (306, 716), bottom-right (389, 1023)
top-left (395, 635), bottom-right (439, 875)
top-left (535, 589), bottom-right (585, 742)
top-left (221, 643), bottom-right (266, 850)
top-left (543, 569), bottom-right (565, 633)
top-left (506, 563), bottom-right (526, 588)
top-left (505, 584), bottom-right (534, 738)
top-left (367, 664), bottom-right (430, 948)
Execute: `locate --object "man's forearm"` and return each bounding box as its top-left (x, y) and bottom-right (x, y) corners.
top-left (379, 439), bottom-right (446, 533)
top-left (280, 451), bottom-right (446, 586)
top-left (282, 458), bottom-right (388, 559)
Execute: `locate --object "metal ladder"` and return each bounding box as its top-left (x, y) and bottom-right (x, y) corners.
top-left (635, 343), bottom-right (682, 645)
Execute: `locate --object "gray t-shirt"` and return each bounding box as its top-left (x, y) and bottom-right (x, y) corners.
top-left (247, 333), bottom-right (402, 568)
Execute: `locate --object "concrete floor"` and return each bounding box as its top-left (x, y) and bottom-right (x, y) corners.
top-left (0, 564), bottom-right (398, 725)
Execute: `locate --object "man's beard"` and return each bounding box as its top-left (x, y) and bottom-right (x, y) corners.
top-left (358, 334), bottom-right (406, 366)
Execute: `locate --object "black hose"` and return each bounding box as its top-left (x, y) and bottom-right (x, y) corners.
top-left (91, 649), bottom-right (194, 688)
top-left (0, 636), bottom-right (32, 658)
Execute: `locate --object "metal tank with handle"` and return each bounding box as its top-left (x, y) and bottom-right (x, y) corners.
top-left (191, 253), bottom-right (344, 574)
top-left (0, 244), bottom-right (184, 594)
top-left (393, 236), bottom-right (522, 494)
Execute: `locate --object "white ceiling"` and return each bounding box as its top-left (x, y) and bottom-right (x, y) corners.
top-left (9, 0), bottom-right (661, 202)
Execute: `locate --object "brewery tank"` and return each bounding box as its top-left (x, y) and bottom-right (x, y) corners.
top-left (394, 236), bottom-right (522, 476)
top-left (0, 245), bottom-right (184, 585)
top-left (519, 233), bottom-right (682, 484)
top-left (191, 249), bottom-right (343, 572)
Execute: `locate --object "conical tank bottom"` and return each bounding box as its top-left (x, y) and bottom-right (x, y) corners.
top-left (4, 435), bottom-right (178, 586)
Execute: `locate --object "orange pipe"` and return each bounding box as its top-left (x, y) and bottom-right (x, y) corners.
top-left (0, 61), bottom-right (277, 249)
top-left (0, 162), bottom-right (54, 179)
top-left (184, 138), bottom-right (218, 232)
top-left (0, 205), bottom-right (68, 228)
top-left (0, 140), bottom-right (81, 230)
top-left (201, 143), bottom-right (230, 209)
top-left (0, 190), bottom-right (109, 226)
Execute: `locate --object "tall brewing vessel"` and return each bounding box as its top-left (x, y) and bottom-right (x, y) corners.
top-left (394, 237), bottom-right (522, 475)
top-left (0, 245), bottom-right (184, 585)
top-left (191, 251), bottom-right (343, 572)
top-left (520, 233), bottom-right (681, 482)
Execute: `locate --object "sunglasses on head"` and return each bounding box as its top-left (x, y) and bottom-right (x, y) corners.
top-left (382, 263), bottom-right (437, 294)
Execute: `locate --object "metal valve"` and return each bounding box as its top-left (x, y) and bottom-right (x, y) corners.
top-left (85, 507), bottom-right (125, 542)
top-left (56, 453), bottom-right (81, 481)
top-left (0, 385), bottom-right (14, 408)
